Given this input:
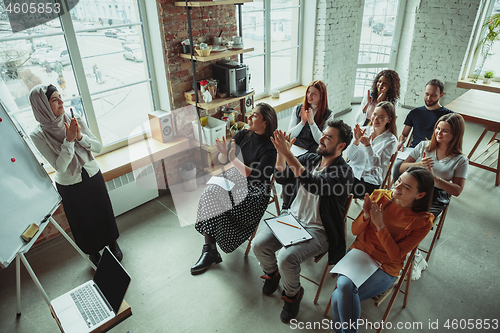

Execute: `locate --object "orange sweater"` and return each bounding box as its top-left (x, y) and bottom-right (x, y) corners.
top-left (350, 189), bottom-right (433, 276)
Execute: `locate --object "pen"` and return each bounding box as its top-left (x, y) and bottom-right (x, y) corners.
top-left (277, 220), bottom-right (300, 229)
top-left (70, 107), bottom-right (74, 118)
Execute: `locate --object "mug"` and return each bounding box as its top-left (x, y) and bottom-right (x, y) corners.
top-left (232, 36), bottom-right (242, 44)
top-left (213, 37), bottom-right (222, 46)
top-left (200, 43), bottom-right (209, 50)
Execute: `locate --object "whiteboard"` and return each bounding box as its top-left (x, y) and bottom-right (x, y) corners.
top-left (0, 101), bottom-right (61, 268)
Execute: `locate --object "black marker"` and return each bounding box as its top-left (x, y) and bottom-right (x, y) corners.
top-left (70, 107), bottom-right (74, 118)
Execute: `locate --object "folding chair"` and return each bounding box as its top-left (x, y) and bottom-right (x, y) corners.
top-left (244, 175), bottom-right (280, 256)
top-left (300, 194), bottom-right (354, 304)
top-left (381, 152), bottom-right (398, 190)
top-left (323, 246), bottom-right (419, 333)
top-left (419, 202), bottom-right (450, 262)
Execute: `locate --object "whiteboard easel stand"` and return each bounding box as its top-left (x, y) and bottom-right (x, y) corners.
top-left (15, 217), bottom-right (96, 316)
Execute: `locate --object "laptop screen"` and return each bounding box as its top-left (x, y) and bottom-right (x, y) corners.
top-left (93, 247), bottom-right (131, 313)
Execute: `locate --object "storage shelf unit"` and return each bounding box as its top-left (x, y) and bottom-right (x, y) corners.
top-left (180, 48), bottom-right (254, 62)
top-left (186, 90), bottom-right (254, 110)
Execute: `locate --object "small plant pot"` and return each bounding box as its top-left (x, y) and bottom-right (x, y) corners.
top-left (483, 77), bottom-right (492, 85)
top-left (195, 46), bottom-right (212, 57)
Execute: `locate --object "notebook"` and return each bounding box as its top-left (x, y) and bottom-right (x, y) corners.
top-left (264, 213), bottom-right (313, 247)
top-left (51, 247), bottom-right (131, 333)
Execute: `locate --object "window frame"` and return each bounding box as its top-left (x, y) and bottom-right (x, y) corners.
top-left (461, 0), bottom-right (500, 82)
top-left (242, 0), bottom-right (304, 100)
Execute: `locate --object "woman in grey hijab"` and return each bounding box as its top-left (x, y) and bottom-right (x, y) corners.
top-left (29, 84), bottom-right (122, 266)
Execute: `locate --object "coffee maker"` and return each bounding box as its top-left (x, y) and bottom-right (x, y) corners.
top-left (212, 60), bottom-right (252, 97)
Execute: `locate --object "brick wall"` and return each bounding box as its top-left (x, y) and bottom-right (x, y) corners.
top-left (400, 0), bottom-right (481, 107)
top-left (313, 0), bottom-right (363, 114)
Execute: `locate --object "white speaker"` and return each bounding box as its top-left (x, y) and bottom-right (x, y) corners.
top-left (149, 110), bottom-right (174, 143)
top-left (244, 94), bottom-right (254, 113)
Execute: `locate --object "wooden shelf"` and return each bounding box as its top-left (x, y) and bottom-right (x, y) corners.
top-left (457, 79), bottom-right (500, 94)
top-left (180, 47), bottom-right (253, 62)
top-left (175, 0), bottom-right (252, 7)
top-left (186, 90), bottom-right (255, 110)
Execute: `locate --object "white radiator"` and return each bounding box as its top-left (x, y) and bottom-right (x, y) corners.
top-left (105, 164), bottom-right (159, 216)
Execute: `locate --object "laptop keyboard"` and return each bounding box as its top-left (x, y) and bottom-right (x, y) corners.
top-left (70, 284), bottom-right (111, 328)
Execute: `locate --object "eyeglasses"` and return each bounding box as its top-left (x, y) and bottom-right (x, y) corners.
top-left (372, 115), bottom-right (388, 121)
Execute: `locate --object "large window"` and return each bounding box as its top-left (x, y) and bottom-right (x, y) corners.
top-left (0, 0), bottom-right (163, 153)
top-left (465, 0), bottom-right (500, 81)
top-left (353, 0), bottom-right (405, 102)
top-left (240, 0), bottom-right (302, 99)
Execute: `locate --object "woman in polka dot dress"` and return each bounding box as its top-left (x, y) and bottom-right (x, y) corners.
top-left (191, 103), bottom-right (278, 275)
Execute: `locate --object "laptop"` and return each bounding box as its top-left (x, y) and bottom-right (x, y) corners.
top-left (51, 247), bottom-right (131, 333)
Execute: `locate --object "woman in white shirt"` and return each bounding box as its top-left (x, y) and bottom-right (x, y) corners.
top-left (29, 84), bottom-right (122, 266)
top-left (346, 101), bottom-right (398, 198)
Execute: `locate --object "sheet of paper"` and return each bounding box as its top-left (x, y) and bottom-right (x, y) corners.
top-left (330, 248), bottom-right (382, 287)
top-left (290, 144), bottom-right (307, 157)
top-left (207, 176), bottom-right (235, 191)
top-left (264, 214), bottom-right (313, 247)
top-left (396, 147), bottom-right (413, 161)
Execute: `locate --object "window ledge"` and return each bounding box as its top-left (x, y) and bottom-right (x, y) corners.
top-left (457, 79), bottom-right (500, 94)
top-left (256, 85), bottom-right (307, 113)
top-left (49, 137), bottom-right (190, 182)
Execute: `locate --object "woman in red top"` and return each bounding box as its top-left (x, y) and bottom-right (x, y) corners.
top-left (330, 166), bottom-right (434, 333)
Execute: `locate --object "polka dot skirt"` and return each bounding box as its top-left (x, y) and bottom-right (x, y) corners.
top-left (195, 167), bottom-right (270, 253)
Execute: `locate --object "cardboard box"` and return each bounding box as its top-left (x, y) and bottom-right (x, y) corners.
top-left (192, 116), bottom-right (226, 146)
top-left (184, 90), bottom-right (202, 102)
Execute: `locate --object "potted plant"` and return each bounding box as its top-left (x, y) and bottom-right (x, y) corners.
top-left (472, 13), bottom-right (500, 83)
top-left (483, 70), bottom-right (494, 84)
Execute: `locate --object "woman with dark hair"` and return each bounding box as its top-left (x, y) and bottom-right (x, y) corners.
top-left (346, 101), bottom-right (398, 198)
top-left (288, 80), bottom-right (334, 153)
top-left (191, 102), bottom-right (278, 275)
top-left (356, 69), bottom-right (401, 126)
top-left (400, 113), bottom-right (467, 279)
top-left (29, 84), bottom-right (122, 266)
top-left (330, 166), bottom-right (434, 333)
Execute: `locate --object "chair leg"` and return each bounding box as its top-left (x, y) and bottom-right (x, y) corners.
top-left (424, 205), bottom-right (448, 262)
top-left (314, 261), bottom-right (330, 304)
top-left (244, 224), bottom-right (260, 257)
top-left (323, 286), bottom-right (335, 317)
top-left (403, 261), bottom-right (413, 308)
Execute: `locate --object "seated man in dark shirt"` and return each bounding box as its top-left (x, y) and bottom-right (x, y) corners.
top-left (392, 79), bottom-right (453, 182)
top-left (252, 120), bottom-right (354, 324)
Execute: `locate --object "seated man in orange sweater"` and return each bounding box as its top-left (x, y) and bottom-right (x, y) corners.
top-left (330, 166), bottom-right (434, 333)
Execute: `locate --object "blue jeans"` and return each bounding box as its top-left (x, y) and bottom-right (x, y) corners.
top-left (331, 268), bottom-right (397, 333)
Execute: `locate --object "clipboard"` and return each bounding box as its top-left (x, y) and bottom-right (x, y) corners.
top-left (330, 248), bottom-right (382, 287)
top-left (290, 144), bottom-right (307, 157)
top-left (264, 213), bottom-right (313, 247)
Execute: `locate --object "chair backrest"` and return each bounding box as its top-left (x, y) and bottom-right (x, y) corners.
top-left (343, 194), bottom-right (354, 221)
top-left (406, 128), bottom-right (413, 148)
top-left (381, 152), bottom-right (398, 190)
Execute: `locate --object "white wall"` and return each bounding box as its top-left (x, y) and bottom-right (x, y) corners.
top-left (401, 0), bottom-right (482, 107)
top-left (313, 0), bottom-right (364, 114)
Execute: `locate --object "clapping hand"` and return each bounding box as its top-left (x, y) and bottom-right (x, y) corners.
top-left (362, 193), bottom-right (372, 220)
top-left (271, 129), bottom-right (295, 156)
top-left (421, 152), bottom-right (434, 173)
top-left (64, 118), bottom-right (81, 142)
top-left (306, 107), bottom-right (315, 125)
top-left (377, 85), bottom-right (388, 103)
top-left (364, 90), bottom-right (372, 114)
top-left (370, 201), bottom-right (385, 231)
top-left (353, 124), bottom-right (368, 146)
top-left (300, 106), bottom-right (308, 125)
top-left (360, 132), bottom-right (373, 147)
top-left (215, 137), bottom-right (228, 154)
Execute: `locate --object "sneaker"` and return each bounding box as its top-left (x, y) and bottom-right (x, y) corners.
top-left (411, 250), bottom-right (428, 281)
top-left (260, 269), bottom-right (281, 296)
top-left (280, 286), bottom-right (304, 323)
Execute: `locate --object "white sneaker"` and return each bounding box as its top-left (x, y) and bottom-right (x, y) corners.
top-left (411, 250), bottom-right (428, 281)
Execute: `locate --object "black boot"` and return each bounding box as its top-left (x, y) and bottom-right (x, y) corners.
top-left (109, 241), bottom-right (123, 262)
top-left (280, 287), bottom-right (304, 323)
top-left (89, 253), bottom-right (101, 267)
top-left (190, 243), bottom-right (222, 275)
